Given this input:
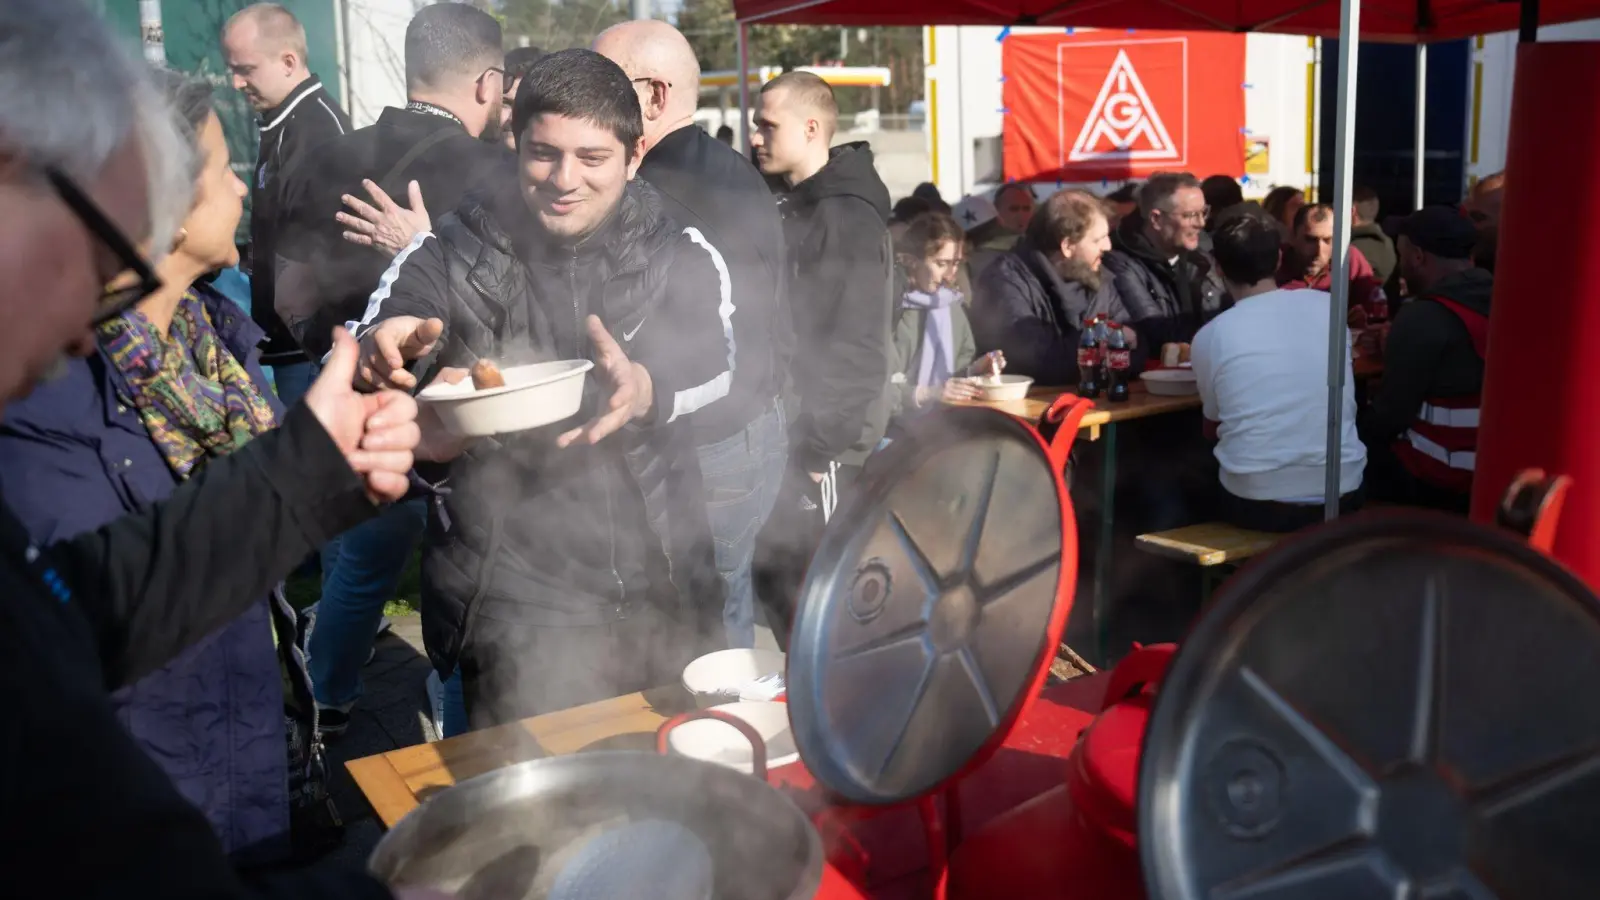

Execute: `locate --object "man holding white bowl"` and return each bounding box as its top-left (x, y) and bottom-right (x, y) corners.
top-left (350, 50), bottom-right (734, 728)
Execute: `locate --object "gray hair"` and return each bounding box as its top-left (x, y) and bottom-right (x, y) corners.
top-left (0, 0), bottom-right (195, 258)
top-left (150, 67), bottom-right (216, 185)
top-left (1137, 172), bottom-right (1201, 216)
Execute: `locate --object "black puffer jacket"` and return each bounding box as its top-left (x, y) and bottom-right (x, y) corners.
top-left (971, 239), bottom-right (1132, 384)
top-left (359, 176), bottom-right (730, 676)
top-left (1102, 212), bottom-right (1229, 351)
top-left (776, 141), bottom-right (894, 472)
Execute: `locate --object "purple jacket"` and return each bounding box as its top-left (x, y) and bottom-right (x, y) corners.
top-left (0, 284), bottom-right (296, 863)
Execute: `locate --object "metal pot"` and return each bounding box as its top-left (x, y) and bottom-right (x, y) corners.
top-left (369, 748), bottom-right (824, 900)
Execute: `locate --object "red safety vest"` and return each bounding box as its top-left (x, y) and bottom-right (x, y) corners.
top-left (1393, 296), bottom-right (1489, 494)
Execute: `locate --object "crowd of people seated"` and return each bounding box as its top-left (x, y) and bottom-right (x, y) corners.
top-left (889, 165), bottom-right (1502, 534)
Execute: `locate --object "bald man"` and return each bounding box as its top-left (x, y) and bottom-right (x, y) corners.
top-left (749, 71), bottom-right (892, 648)
top-left (1464, 171), bottom-right (1505, 273)
top-left (222, 3), bottom-right (349, 397)
top-left (595, 21), bottom-right (790, 650)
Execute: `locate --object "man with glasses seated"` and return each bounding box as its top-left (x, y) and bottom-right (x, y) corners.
top-left (271, 1), bottom-right (511, 739)
top-left (1103, 171), bottom-right (1231, 354)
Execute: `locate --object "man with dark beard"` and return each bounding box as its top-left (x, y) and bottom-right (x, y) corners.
top-left (972, 189), bottom-right (1130, 384)
top-left (269, 1), bottom-right (510, 737)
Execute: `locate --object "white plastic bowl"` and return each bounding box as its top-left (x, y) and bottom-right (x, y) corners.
top-left (961, 373), bottom-right (1034, 402)
top-left (681, 648), bottom-right (786, 708)
top-left (1140, 368), bottom-right (1200, 397)
top-left (417, 359), bottom-right (593, 438)
top-left (665, 701), bottom-right (799, 774)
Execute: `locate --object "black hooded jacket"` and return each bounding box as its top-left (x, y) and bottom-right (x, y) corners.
top-left (357, 175), bottom-right (730, 675)
top-left (1359, 267), bottom-right (1494, 448)
top-left (1102, 212), bottom-right (1229, 351)
top-left (249, 75), bottom-right (349, 366)
top-left (638, 124), bottom-right (790, 445)
top-left (972, 239), bottom-right (1132, 385)
top-left (775, 142), bottom-right (894, 473)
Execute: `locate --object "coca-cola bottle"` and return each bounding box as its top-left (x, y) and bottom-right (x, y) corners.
top-left (1105, 325), bottom-right (1131, 402)
top-left (1077, 317), bottom-right (1101, 398)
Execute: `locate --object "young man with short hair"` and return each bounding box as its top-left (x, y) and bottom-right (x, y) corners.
top-left (1350, 185), bottom-right (1397, 287)
top-left (222, 2), bottom-right (349, 401)
top-left (1277, 202), bottom-right (1386, 316)
top-left (352, 50), bottom-right (732, 726)
top-left (1191, 211), bottom-right (1366, 532)
top-left (749, 70), bottom-right (893, 644)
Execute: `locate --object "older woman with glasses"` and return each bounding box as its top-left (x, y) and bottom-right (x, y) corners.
top-left (0, 70), bottom-right (330, 865)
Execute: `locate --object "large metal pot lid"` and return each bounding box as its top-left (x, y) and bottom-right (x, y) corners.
top-left (786, 405), bottom-right (1078, 806)
top-left (1139, 510), bottom-right (1600, 900)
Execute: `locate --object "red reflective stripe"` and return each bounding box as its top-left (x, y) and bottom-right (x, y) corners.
top-left (1422, 296), bottom-right (1489, 360)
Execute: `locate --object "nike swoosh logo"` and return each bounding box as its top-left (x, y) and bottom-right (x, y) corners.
top-left (623, 318), bottom-right (646, 342)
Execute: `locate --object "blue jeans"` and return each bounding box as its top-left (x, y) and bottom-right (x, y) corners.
top-left (697, 402), bottom-right (788, 649)
top-left (269, 360), bottom-right (317, 408)
top-left (308, 498), bottom-right (427, 708)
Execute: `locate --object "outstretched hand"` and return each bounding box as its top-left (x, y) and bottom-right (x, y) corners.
top-left (356, 316), bottom-right (446, 391)
top-left (302, 328), bottom-right (420, 503)
top-left (337, 179), bottom-right (432, 256)
top-left (556, 315), bottom-right (655, 448)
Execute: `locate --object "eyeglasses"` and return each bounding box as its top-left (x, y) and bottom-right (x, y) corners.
top-left (631, 76), bottom-right (673, 90)
top-left (1155, 206), bottom-right (1210, 226)
top-left (45, 167), bottom-right (161, 324)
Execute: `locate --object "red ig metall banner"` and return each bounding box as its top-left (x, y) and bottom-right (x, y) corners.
top-left (1002, 30), bottom-right (1247, 184)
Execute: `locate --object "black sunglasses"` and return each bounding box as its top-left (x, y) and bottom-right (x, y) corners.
top-left (45, 168), bottom-right (162, 324)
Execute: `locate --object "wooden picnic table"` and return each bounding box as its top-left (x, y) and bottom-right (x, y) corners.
top-left (947, 382), bottom-right (1201, 439)
top-left (348, 674), bottom-right (1112, 839)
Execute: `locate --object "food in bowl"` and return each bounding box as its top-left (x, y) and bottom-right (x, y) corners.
top-left (957, 373), bottom-right (1034, 402)
top-left (469, 358), bottom-right (506, 390)
top-left (418, 359), bottom-right (593, 438)
top-left (1140, 368), bottom-right (1200, 396)
top-left (1160, 342), bottom-right (1192, 368)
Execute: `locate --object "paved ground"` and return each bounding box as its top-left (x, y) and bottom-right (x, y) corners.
top-left (322, 612), bottom-right (780, 869)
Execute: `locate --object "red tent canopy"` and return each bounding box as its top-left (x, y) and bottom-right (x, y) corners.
top-left (733, 0), bottom-right (1598, 43)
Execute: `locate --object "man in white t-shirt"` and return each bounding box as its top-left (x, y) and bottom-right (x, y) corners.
top-left (1190, 209), bottom-right (1366, 532)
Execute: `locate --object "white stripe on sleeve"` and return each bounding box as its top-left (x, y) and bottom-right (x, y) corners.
top-left (343, 230), bottom-right (435, 343)
top-left (667, 227), bottom-right (737, 424)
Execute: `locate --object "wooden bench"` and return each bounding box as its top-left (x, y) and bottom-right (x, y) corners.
top-left (1135, 522), bottom-right (1282, 567)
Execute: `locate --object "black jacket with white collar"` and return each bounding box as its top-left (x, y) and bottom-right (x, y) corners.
top-left (249, 74), bottom-right (349, 366)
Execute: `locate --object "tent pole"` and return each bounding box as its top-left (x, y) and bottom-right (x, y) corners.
top-left (1414, 43), bottom-right (1427, 210)
top-left (1324, 0), bottom-right (1362, 520)
top-left (738, 23), bottom-right (751, 155)
top-left (1520, 0), bottom-right (1541, 42)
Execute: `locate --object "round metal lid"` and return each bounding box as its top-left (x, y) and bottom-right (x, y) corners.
top-left (1139, 511), bottom-right (1600, 900)
top-left (786, 407), bottom-right (1076, 806)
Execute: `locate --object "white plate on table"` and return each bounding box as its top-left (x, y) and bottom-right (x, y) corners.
top-left (1140, 368), bottom-right (1199, 396)
top-left (417, 359), bottom-right (592, 437)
